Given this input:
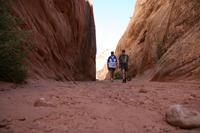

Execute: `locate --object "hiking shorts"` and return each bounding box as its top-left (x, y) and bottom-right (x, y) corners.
top-left (108, 68), bottom-right (116, 72)
top-left (120, 63), bottom-right (128, 71)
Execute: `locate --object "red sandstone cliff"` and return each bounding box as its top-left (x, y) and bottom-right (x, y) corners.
top-left (12, 0), bottom-right (96, 81)
top-left (116, 0), bottom-right (200, 82)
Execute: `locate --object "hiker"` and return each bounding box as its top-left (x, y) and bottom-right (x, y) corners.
top-left (107, 51), bottom-right (117, 81)
top-left (119, 49), bottom-right (129, 83)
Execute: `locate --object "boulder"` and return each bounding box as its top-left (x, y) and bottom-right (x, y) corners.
top-left (166, 104), bottom-right (200, 129)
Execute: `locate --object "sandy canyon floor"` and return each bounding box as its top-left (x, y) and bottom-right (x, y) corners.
top-left (0, 79), bottom-right (200, 133)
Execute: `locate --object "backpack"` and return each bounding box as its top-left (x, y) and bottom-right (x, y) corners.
top-left (120, 55), bottom-right (128, 64)
top-left (108, 55), bottom-right (117, 68)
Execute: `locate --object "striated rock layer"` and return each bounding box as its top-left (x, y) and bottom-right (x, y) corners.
top-left (13, 0), bottom-right (96, 81)
top-left (116, 0), bottom-right (200, 81)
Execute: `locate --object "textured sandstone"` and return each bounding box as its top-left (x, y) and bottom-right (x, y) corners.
top-left (115, 0), bottom-right (200, 81)
top-left (13, 0), bottom-right (96, 81)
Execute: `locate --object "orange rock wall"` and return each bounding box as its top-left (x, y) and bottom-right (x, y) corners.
top-left (116, 0), bottom-right (200, 81)
top-left (13, 0), bottom-right (96, 81)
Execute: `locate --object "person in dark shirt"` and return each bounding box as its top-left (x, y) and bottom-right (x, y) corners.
top-left (119, 50), bottom-right (129, 83)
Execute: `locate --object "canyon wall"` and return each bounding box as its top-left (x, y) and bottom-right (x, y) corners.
top-left (13, 0), bottom-right (96, 81)
top-left (116, 0), bottom-right (200, 81)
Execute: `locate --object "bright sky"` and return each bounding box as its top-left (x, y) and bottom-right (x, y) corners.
top-left (93, 0), bottom-right (136, 71)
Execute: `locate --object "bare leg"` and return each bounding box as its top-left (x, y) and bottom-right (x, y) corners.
top-left (109, 71), bottom-right (112, 80)
top-left (111, 71), bottom-right (114, 81)
top-left (121, 69), bottom-right (125, 82)
top-left (121, 69), bottom-right (127, 83)
top-left (125, 71), bottom-right (127, 82)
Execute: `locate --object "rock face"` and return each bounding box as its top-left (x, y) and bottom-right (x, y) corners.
top-left (115, 0), bottom-right (200, 81)
top-left (13, 0), bottom-right (96, 81)
top-left (166, 105), bottom-right (200, 129)
top-left (96, 64), bottom-right (108, 80)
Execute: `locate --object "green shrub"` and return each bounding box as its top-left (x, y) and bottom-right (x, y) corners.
top-left (0, 0), bottom-right (28, 83)
top-left (54, 74), bottom-right (64, 82)
top-left (114, 71), bottom-right (122, 80)
top-left (126, 73), bottom-right (133, 81)
top-left (114, 71), bottom-right (133, 81)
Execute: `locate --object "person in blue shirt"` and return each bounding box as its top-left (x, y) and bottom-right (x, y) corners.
top-left (107, 51), bottom-right (117, 82)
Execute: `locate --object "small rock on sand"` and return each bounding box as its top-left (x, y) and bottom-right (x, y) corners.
top-left (34, 98), bottom-right (55, 107)
top-left (0, 119), bottom-right (11, 128)
top-left (139, 88), bottom-right (148, 93)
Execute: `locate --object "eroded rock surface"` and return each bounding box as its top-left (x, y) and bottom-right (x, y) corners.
top-left (115, 0), bottom-right (200, 81)
top-left (13, 0), bottom-right (96, 81)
